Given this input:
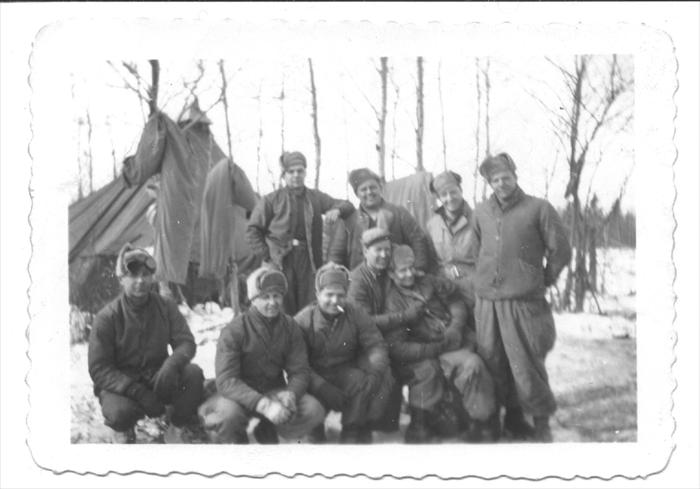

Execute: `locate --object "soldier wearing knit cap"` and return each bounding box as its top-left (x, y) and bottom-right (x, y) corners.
top-left (295, 263), bottom-right (394, 443)
top-left (384, 244), bottom-right (498, 442)
top-left (199, 265), bottom-right (325, 444)
top-left (467, 151), bottom-right (572, 442)
top-left (88, 244), bottom-right (203, 444)
top-left (328, 167), bottom-right (429, 271)
top-left (246, 151), bottom-right (355, 315)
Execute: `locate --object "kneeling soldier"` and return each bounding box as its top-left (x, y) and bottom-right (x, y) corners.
top-left (198, 266), bottom-right (325, 443)
top-left (385, 245), bottom-right (498, 443)
top-left (88, 244), bottom-right (204, 443)
top-left (295, 263), bottom-right (394, 443)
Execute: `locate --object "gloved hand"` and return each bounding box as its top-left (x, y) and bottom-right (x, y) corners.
top-left (126, 382), bottom-right (165, 418)
top-left (324, 208), bottom-right (341, 225)
top-left (152, 357), bottom-right (181, 398)
top-left (256, 396), bottom-right (292, 425)
top-left (274, 390), bottom-right (297, 415)
top-left (402, 303), bottom-right (426, 323)
top-left (315, 382), bottom-right (346, 411)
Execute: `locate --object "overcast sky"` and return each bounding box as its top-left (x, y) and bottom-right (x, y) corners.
top-left (69, 55), bottom-right (635, 212)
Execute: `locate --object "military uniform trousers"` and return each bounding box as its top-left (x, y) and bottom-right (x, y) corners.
top-left (198, 391), bottom-right (325, 443)
top-left (282, 245), bottom-right (316, 315)
top-left (99, 363), bottom-right (204, 432)
top-left (474, 297), bottom-right (557, 417)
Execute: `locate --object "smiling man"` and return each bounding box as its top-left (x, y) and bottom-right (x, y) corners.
top-left (328, 168), bottom-right (428, 271)
top-left (468, 153), bottom-right (572, 442)
top-left (198, 266), bottom-right (325, 444)
top-left (88, 244), bottom-right (203, 443)
top-left (294, 263), bottom-right (393, 443)
top-left (246, 151), bottom-right (354, 315)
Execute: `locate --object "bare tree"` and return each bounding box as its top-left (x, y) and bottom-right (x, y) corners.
top-left (544, 55), bottom-right (633, 311)
top-left (416, 56), bottom-right (425, 172)
top-left (481, 58), bottom-right (491, 201)
top-left (438, 60), bottom-right (447, 170)
top-left (277, 73), bottom-right (286, 154)
top-left (389, 70), bottom-right (401, 180)
top-left (308, 59), bottom-right (322, 189)
top-left (85, 108), bottom-right (94, 193)
top-left (473, 58), bottom-right (482, 207)
top-left (378, 57), bottom-right (389, 179)
top-left (218, 60), bottom-right (234, 161)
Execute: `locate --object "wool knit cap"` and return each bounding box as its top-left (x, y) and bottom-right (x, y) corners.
top-left (247, 266), bottom-right (288, 300)
top-left (280, 151), bottom-right (307, 171)
top-left (479, 153), bottom-right (517, 179)
top-left (315, 262), bottom-right (351, 292)
top-left (430, 170), bottom-right (463, 194)
top-left (361, 227), bottom-right (391, 248)
top-left (348, 168), bottom-right (382, 194)
top-left (115, 243), bottom-right (156, 278)
top-left (390, 244), bottom-right (415, 270)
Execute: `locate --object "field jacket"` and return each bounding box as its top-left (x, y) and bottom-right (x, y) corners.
top-left (467, 187), bottom-right (572, 301)
top-left (246, 186), bottom-right (354, 270)
top-left (426, 200), bottom-right (476, 280)
top-left (88, 291), bottom-right (196, 396)
top-left (215, 307), bottom-right (310, 411)
top-left (294, 303), bottom-right (389, 391)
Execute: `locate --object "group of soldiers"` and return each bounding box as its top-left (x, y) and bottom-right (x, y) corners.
top-left (87, 150), bottom-right (572, 445)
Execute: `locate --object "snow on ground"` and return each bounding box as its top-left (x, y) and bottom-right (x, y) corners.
top-left (71, 248), bottom-right (637, 444)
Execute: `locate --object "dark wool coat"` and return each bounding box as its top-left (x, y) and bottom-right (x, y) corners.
top-left (215, 307), bottom-right (310, 411)
top-left (88, 292), bottom-right (196, 396)
top-left (467, 187), bottom-right (572, 300)
top-left (246, 186), bottom-right (354, 270)
top-left (347, 263), bottom-right (406, 333)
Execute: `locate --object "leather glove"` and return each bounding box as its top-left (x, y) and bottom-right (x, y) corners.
top-left (274, 390), bottom-right (297, 415)
top-left (256, 397), bottom-right (292, 425)
top-left (315, 382), bottom-right (347, 411)
top-left (152, 357), bottom-right (181, 398)
top-left (126, 382), bottom-right (165, 418)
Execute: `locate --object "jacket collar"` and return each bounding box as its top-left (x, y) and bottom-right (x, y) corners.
top-left (436, 199), bottom-right (472, 230)
top-left (488, 186), bottom-right (525, 214)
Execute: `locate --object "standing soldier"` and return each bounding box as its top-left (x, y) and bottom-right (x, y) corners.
top-left (468, 153), bottom-right (572, 442)
top-left (88, 244), bottom-right (204, 443)
top-left (426, 170), bottom-right (477, 308)
top-left (328, 168), bottom-right (428, 272)
top-left (198, 266), bottom-right (325, 444)
top-left (246, 151), bottom-right (354, 315)
top-left (295, 263), bottom-right (394, 443)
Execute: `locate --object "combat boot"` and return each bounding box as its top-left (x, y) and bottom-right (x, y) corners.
top-left (404, 408), bottom-right (434, 444)
top-left (533, 416), bottom-right (553, 443)
top-left (110, 427), bottom-right (136, 444)
top-left (504, 406), bottom-right (535, 440)
top-left (462, 412), bottom-right (501, 443)
top-left (340, 425), bottom-right (362, 444)
top-left (308, 424), bottom-right (327, 444)
top-left (253, 418), bottom-right (279, 444)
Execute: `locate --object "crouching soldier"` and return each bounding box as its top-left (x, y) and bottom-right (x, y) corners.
top-left (385, 245), bottom-right (498, 443)
top-left (295, 263), bottom-right (394, 443)
top-left (198, 266), bottom-right (325, 443)
top-left (88, 244), bottom-right (204, 443)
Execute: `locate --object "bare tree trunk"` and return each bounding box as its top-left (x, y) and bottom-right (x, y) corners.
top-left (112, 148), bottom-right (117, 180)
top-left (255, 82), bottom-right (264, 194)
top-left (473, 58), bottom-right (482, 207)
top-left (415, 56), bottom-right (425, 172)
top-left (438, 60), bottom-right (447, 170)
top-left (279, 74), bottom-right (286, 154)
top-left (218, 60), bottom-right (234, 161)
top-left (148, 60), bottom-right (160, 115)
top-left (589, 225), bottom-right (597, 292)
top-left (390, 73), bottom-right (400, 180)
top-left (308, 59), bottom-right (322, 189)
top-left (377, 57), bottom-right (388, 179)
top-left (481, 58), bottom-right (491, 202)
top-left (85, 109), bottom-right (93, 193)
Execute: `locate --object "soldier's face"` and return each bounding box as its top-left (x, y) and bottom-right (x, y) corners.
top-left (356, 180), bottom-right (383, 210)
top-left (391, 262), bottom-right (416, 288)
top-left (317, 285), bottom-right (347, 316)
top-left (364, 240), bottom-right (392, 270)
top-left (284, 164), bottom-right (307, 189)
top-left (252, 291), bottom-right (284, 318)
top-left (437, 184), bottom-right (464, 214)
top-left (488, 170), bottom-right (518, 201)
top-left (120, 267), bottom-right (154, 299)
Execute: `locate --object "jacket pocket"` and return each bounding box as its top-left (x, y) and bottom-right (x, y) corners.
top-left (519, 299), bottom-right (556, 357)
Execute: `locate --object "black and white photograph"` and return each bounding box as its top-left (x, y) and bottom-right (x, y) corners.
top-left (1, 3), bottom-right (698, 487)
